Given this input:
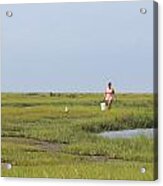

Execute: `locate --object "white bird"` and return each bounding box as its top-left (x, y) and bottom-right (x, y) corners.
top-left (65, 106), bottom-right (69, 113)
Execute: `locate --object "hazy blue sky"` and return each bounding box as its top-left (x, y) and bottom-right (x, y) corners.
top-left (1, 1), bottom-right (154, 93)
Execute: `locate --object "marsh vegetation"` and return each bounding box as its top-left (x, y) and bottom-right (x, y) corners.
top-left (1, 93), bottom-right (157, 180)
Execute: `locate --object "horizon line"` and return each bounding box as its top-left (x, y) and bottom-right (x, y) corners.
top-left (1, 91), bottom-right (153, 94)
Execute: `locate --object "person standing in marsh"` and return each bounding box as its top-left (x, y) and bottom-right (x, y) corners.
top-left (104, 82), bottom-right (115, 109)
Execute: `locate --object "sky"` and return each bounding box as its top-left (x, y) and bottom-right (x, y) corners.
top-left (1, 1), bottom-right (154, 93)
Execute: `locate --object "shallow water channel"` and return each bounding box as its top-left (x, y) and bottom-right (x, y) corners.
top-left (99, 128), bottom-right (156, 139)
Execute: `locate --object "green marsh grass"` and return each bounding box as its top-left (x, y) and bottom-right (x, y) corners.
top-left (1, 93), bottom-right (156, 180)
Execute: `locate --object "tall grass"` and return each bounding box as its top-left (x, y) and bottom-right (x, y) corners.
top-left (1, 93), bottom-right (156, 180)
